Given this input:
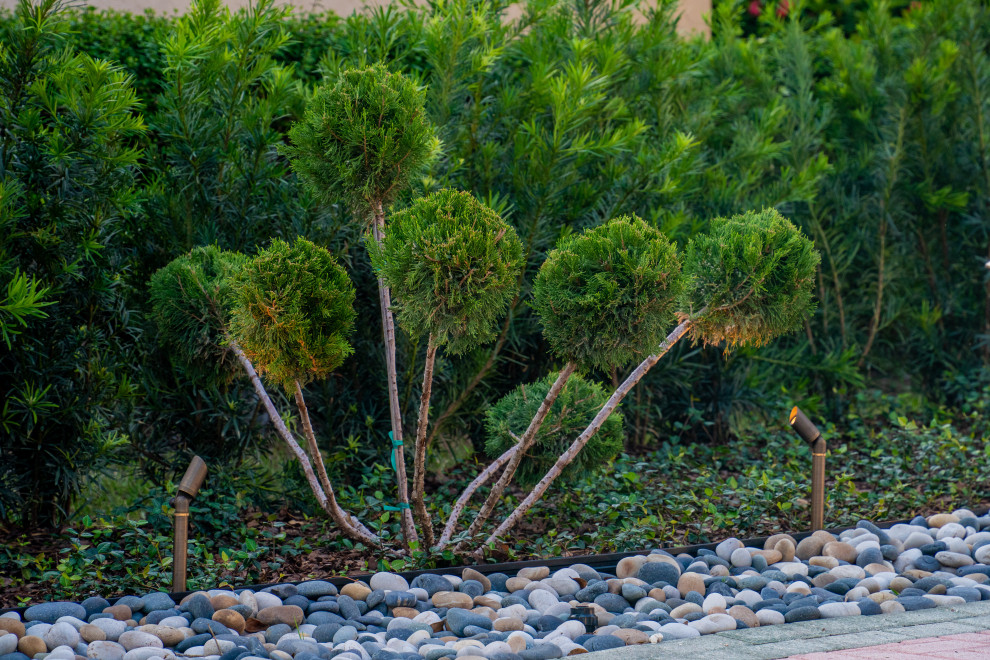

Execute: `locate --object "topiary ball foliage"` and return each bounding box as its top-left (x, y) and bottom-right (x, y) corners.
top-left (683, 208), bottom-right (820, 348)
top-left (282, 63), bottom-right (440, 214)
top-left (532, 215), bottom-right (685, 372)
top-left (150, 245), bottom-right (247, 386)
top-left (230, 237), bottom-right (356, 390)
top-left (367, 189), bottom-right (523, 355)
top-left (485, 372), bottom-right (623, 486)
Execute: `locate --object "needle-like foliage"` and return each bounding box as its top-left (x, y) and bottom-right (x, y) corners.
top-left (149, 246), bottom-right (246, 385)
top-left (683, 208), bottom-right (820, 347)
top-left (230, 238), bottom-right (356, 390)
top-left (484, 372), bottom-right (623, 486)
top-left (368, 189), bottom-right (523, 355)
top-left (532, 215), bottom-right (686, 372)
top-left (281, 63), bottom-right (440, 214)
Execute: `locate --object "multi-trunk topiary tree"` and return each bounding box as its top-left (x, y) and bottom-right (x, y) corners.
top-left (281, 64), bottom-right (441, 546)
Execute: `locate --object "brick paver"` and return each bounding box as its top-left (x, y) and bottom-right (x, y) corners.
top-left (788, 630), bottom-right (990, 659)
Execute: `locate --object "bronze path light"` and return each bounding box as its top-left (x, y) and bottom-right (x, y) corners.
top-left (790, 407), bottom-right (826, 531)
top-left (172, 456), bottom-right (208, 593)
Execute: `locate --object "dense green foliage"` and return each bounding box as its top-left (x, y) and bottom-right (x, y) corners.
top-left (0, 0), bottom-right (145, 525)
top-left (684, 208), bottom-right (820, 347)
top-left (231, 238), bottom-right (356, 390)
top-left (533, 215), bottom-right (684, 371)
top-left (283, 63), bottom-right (440, 214)
top-left (149, 247), bottom-right (247, 386)
top-left (368, 189), bottom-right (523, 355)
top-left (1, 0), bottom-right (989, 531)
top-left (484, 372), bottom-right (624, 486)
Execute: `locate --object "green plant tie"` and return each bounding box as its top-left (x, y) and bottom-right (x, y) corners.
top-left (384, 432), bottom-right (410, 512)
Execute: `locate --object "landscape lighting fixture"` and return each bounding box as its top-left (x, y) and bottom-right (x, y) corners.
top-left (789, 407), bottom-right (826, 531)
top-left (173, 455), bottom-right (208, 593)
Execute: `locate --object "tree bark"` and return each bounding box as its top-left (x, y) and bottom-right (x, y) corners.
top-left (412, 334), bottom-right (438, 548)
top-left (479, 321), bottom-right (690, 552)
top-left (436, 444), bottom-right (518, 549)
top-left (230, 341), bottom-right (379, 545)
top-left (372, 204), bottom-right (418, 547)
top-left (461, 362), bottom-right (577, 543)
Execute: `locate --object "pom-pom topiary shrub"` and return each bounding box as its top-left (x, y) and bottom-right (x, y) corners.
top-left (282, 64), bottom-right (440, 545)
top-left (369, 188), bottom-right (523, 546)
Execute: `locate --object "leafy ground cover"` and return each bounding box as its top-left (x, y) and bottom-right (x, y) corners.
top-left (2, 384), bottom-right (986, 608)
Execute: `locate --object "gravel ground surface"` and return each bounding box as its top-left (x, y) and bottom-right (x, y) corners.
top-left (3, 508), bottom-right (990, 660)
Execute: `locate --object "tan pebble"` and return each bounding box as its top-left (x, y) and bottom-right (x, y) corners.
top-left (139, 625), bottom-right (184, 647)
top-left (622, 577), bottom-right (647, 587)
top-left (269, 651), bottom-right (292, 660)
top-left (822, 542), bottom-right (857, 563)
top-left (764, 534), bottom-right (796, 551)
top-left (606, 578), bottom-right (624, 595)
top-left (0, 620), bottom-right (25, 638)
top-left (254, 605), bottom-right (304, 626)
top-left (858, 578), bottom-right (881, 594)
top-left (507, 635), bottom-right (526, 653)
top-left (752, 549), bottom-right (783, 564)
top-left (669, 603), bottom-right (702, 619)
top-left (868, 592), bottom-right (897, 604)
top-left (904, 569), bottom-right (933, 580)
top-left (103, 604), bottom-right (132, 622)
top-left (889, 577), bottom-right (913, 593)
top-left (865, 562), bottom-right (893, 576)
top-left (795, 536), bottom-right (826, 560)
top-left (970, 574), bottom-right (989, 584)
top-left (812, 573), bottom-right (837, 588)
top-left (462, 568), bottom-right (491, 592)
top-left (709, 565), bottom-right (729, 577)
top-left (809, 556), bottom-right (839, 569)
top-left (78, 624), bottom-right (106, 643)
top-left (676, 573), bottom-right (706, 598)
top-left (774, 538), bottom-right (796, 562)
top-left (471, 606), bottom-right (497, 621)
top-left (340, 583), bottom-right (371, 600)
top-left (212, 610), bottom-right (245, 634)
top-left (432, 591), bottom-right (473, 609)
top-left (880, 601), bottom-right (906, 614)
top-left (928, 584), bottom-right (947, 595)
top-left (927, 513), bottom-right (959, 528)
top-left (613, 629), bottom-right (649, 645)
top-left (452, 639), bottom-right (484, 650)
top-left (210, 594), bottom-right (239, 610)
top-left (517, 567), bottom-right (549, 580)
top-left (727, 605), bottom-right (759, 628)
top-left (473, 596), bottom-right (500, 609)
top-left (17, 636), bottom-right (46, 657)
top-left (391, 607), bottom-right (419, 619)
top-left (493, 618), bottom-right (523, 632)
top-left (785, 583), bottom-right (811, 595)
top-left (647, 588), bottom-right (666, 602)
top-left (616, 556), bottom-right (647, 579)
top-left (505, 577), bottom-right (530, 592)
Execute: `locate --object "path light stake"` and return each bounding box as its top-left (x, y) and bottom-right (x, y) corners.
top-left (172, 456), bottom-right (208, 593)
top-left (789, 407), bottom-right (826, 530)
top-left (569, 606), bottom-right (597, 634)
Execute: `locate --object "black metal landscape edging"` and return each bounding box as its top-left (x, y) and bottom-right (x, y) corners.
top-left (4, 507), bottom-right (987, 616)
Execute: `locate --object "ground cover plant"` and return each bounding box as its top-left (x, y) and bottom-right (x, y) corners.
top-left (1, 0), bottom-right (989, 602)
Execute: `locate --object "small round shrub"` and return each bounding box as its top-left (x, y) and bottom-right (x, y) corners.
top-left (281, 63), bottom-right (440, 213)
top-left (367, 189), bottom-right (523, 355)
top-left (484, 372), bottom-right (623, 486)
top-left (230, 237), bottom-right (356, 390)
top-left (532, 215), bottom-right (685, 372)
top-left (150, 245), bottom-right (247, 385)
top-left (683, 208), bottom-right (820, 347)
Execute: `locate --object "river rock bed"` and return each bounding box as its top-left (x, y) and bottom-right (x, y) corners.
top-left (4, 510), bottom-right (990, 660)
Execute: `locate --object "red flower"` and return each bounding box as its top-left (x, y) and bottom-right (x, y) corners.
top-left (748, 1), bottom-right (762, 17)
top-left (777, 0), bottom-right (790, 17)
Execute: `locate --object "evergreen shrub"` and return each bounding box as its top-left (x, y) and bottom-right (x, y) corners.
top-left (484, 372), bottom-right (623, 486)
top-left (368, 189), bottom-right (523, 354)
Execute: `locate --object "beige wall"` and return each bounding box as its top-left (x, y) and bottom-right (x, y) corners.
top-left (1, 0), bottom-right (711, 35)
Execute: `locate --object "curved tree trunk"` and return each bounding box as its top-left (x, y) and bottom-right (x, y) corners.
top-left (412, 334), bottom-right (438, 547)
top-left (479, 321), bottom-right (690, 552)
top-left (436, 444), bottom-right (518, 549)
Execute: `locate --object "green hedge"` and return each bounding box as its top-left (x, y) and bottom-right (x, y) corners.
top-left (2, 0), bottom-right (989, 528)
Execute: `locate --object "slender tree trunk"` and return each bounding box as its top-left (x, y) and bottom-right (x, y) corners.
top-left (371, 203), bottom-right (418, 546)
top-left (460, 362), bottom-right (577, 544)
top-left (412, 334), bottom-right (438, 548)
top-left (436, 444), bottom-right (517, 549)
top-left (478, 320), bottom-right (691, 553)
top-left (230, 341), bottom-right (379, 545)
